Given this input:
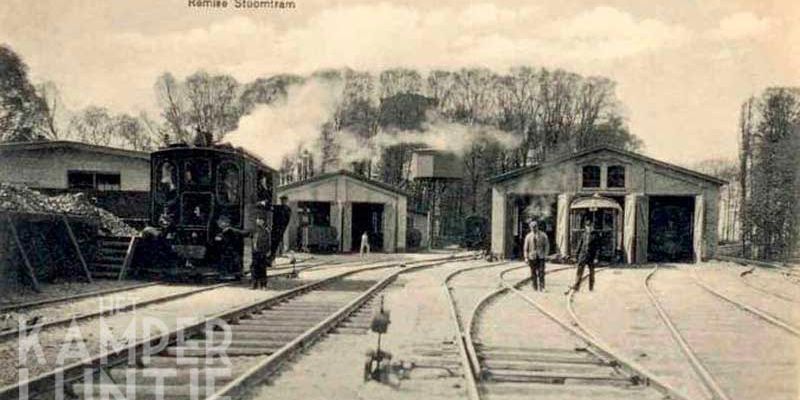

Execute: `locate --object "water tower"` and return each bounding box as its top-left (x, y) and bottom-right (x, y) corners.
top-left (409, 149), bottom-right (463, 248)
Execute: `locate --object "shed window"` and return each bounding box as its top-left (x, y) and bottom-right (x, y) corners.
top-left (68, 171), bottom-right (121, 191)
top-left (581, 166), bottom-right (601, 188)
top-left (608, 165), bottom-right (626, 188)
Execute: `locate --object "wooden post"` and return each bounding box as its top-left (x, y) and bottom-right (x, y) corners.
top-left (6, 216), bottom-right (40, 292)
top-left (62, 216), bottom-right (93, 283)
top-left (118, 236), bottom-right (137, 281)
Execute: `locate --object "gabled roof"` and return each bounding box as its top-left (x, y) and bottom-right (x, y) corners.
top-left (278, 170), bottom-right (409, 197)
top-left (488, 146), bottom-right (727, 186)
top-left (0, 140), bottom-right (150, 161)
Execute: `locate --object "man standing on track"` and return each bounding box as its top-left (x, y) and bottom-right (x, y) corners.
top-left (571, 220), bottom-right (600, 292)
top-left (523, 220), bottom-right (550, 291)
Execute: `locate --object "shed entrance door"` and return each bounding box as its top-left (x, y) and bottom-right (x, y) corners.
top-left (648, 196), bottom-right (694, 262)
top-left (351, 202), bottom-right (384, 252)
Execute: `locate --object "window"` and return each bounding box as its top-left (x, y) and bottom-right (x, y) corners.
top-left (608, 165), bottom-right (626, 188)
top-left (217, 162), bottom-right (240, 205)
top-left (67, 171), bottom-right (121, 191)
top-left (581, 165), bottom-right (601, 188)
top-left (184, 160), bottom-right (211, 187)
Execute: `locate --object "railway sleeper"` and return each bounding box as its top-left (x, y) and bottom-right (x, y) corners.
top-left (484, 381), bottom-right (660, 399)
top-left (71, 382), bottom-right (223, 399)
top-left (183, 338), bottom-right (291, 348)
top-left (164, 345), bottom-right (280, 357)
top-left (482, 359), bottom-right (616, 374)
top-left (206, 330), bottom-right (303, 341)
top-left (104, 368), bottom-right (238, 385)
top-left (485, 369), bottom-right (637, 387)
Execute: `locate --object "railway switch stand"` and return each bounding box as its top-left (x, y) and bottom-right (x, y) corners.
top-left (365, 296), bottom-right (392, 382)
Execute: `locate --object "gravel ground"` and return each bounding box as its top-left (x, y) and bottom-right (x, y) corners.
top-left (571, 266), bottom-right (710, 400)
top-left (249, 259), bottom-right (488, 400)
top-left (0, 284), bottom-right (209, 331)
top-left (0, 280), bottom-right (148, 308)
top-left (0, 285), bottom-right (285, 387)
top-left (651, 266), bottom-right (799, 400)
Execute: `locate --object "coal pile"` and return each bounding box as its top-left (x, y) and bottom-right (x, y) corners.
top-left (0, 183), bottom-right (138, 236)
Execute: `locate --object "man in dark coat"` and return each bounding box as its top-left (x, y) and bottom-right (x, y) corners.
top-left (251, 214), bottom-right (270, 289)
top-left (571, 220), bottom-right (601, 292)
top-left (269, 196), bottom-right (292, 263)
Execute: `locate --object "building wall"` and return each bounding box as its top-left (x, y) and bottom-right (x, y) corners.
top-left (491, 149), bottom-right (722, 262)
top-left (277, 174), bottom-right (407, 253)
top-left (0, 147), bottom-right (150, 191)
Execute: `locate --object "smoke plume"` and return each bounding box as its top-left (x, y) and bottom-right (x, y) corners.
top-left (225, 79), bottom-right (522, 169)
top-left (224, 79), bottom-right (343, 166)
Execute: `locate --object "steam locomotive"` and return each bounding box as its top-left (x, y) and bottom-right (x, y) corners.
top-left (132, 142), bottom-right (288, 281)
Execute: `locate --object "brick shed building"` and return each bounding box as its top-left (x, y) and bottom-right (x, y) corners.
top-left (0, 141), bottom-right (150, 224)
top-left (488, 146), bottom-right (726, 263)
top-left (277, 170), bottom-right (407, 253)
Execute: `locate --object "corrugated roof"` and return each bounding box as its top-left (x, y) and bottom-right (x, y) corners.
top-left (0, 140), bottom-right (150, 160)
top-left (488, 146), bottom-right (727, 186)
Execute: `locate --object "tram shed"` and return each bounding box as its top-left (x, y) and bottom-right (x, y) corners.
top-left (488, 146), bottom-right (727, 263)
top-left (276, 170), bottom-right (407, 253)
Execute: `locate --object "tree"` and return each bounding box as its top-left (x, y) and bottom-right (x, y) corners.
top-left (739, 88), bottom-right (800, 260)
top-left (36, 81), bottom-right (63, 139)
top-left (183, 71), bottom-right (241, 141)
top-left (0, 44), bottom-right (49, 142)
top-left (154, 72), bottom-right (189, 143)
top-left (68, 106), bottom-right (116, 146)
top-left (239, 74), bottom-right (304, 114)
top-left (68, 106), bottom-right (157, 150)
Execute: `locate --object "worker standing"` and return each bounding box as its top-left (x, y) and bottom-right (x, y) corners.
top-left (523, 221), bottom-right (550, 291)
top-left (251, 215), bottom-right (269, 289)
top-left (571, 220), bottom-right (601, 292)
top-left (360, 231), bottom-right (371, 259)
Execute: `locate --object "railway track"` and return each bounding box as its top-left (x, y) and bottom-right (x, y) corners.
top-left (689, 266), bottom-right (800, 338)
top-left (645, 265), bottom-right (730, 400)
top-left (644, 264), bottom-right (799, 400)
top-left (444, 262), bottom-right (690, 400)
top-left (0, 282), bottom-right (159, 314)
top-left (0, 257), bottom-right (377, 341)
top-left (738, 266), bottom-right (800, 304)
top-left (0, 252), bottom-right (476, 400)
top-left (0, 283), bottom-right (232, 342)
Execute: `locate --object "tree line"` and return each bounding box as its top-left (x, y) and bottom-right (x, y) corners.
top-left (738, 88), bottom-right (800, 260)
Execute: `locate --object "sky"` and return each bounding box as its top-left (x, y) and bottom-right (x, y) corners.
top-left (1, 0), bottom-right (798, 165)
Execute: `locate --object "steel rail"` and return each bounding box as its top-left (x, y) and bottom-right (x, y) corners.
top-left (738, 268), bottom-right (800, 304)
top-left (472, 264), bottom-right (576, 367)
top-left (442, 260), bottom-right (510, 400)
top-left (0, 282), bottom-right (159, 313)
top-left (0, 252), bottom-right (476, 400)
top-left (207, 253), bottom-right (480, 400)
top-left (689, 265), bottom-right (800, 338)
top-left (0, 282), bottom-right (232, 341)
top-left (501, 266), bottom-right (695, 400)
top-left (645, 265), bottom-right (730, 400)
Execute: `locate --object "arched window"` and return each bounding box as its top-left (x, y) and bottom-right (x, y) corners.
top-left (608, 165), bottom-right (626, 188)
top-left (582, 165), bottom-right (601, 188)
top-left (217, 162), bottom-right (241, 206)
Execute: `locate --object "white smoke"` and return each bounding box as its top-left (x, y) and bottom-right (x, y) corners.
top-left (224, 79), bottom-right (343, 166)
top-left (225, 79), bottom-right (522, 170)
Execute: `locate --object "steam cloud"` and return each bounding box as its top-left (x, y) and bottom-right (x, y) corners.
top-left (225, 79), bottom-right (522, 169)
